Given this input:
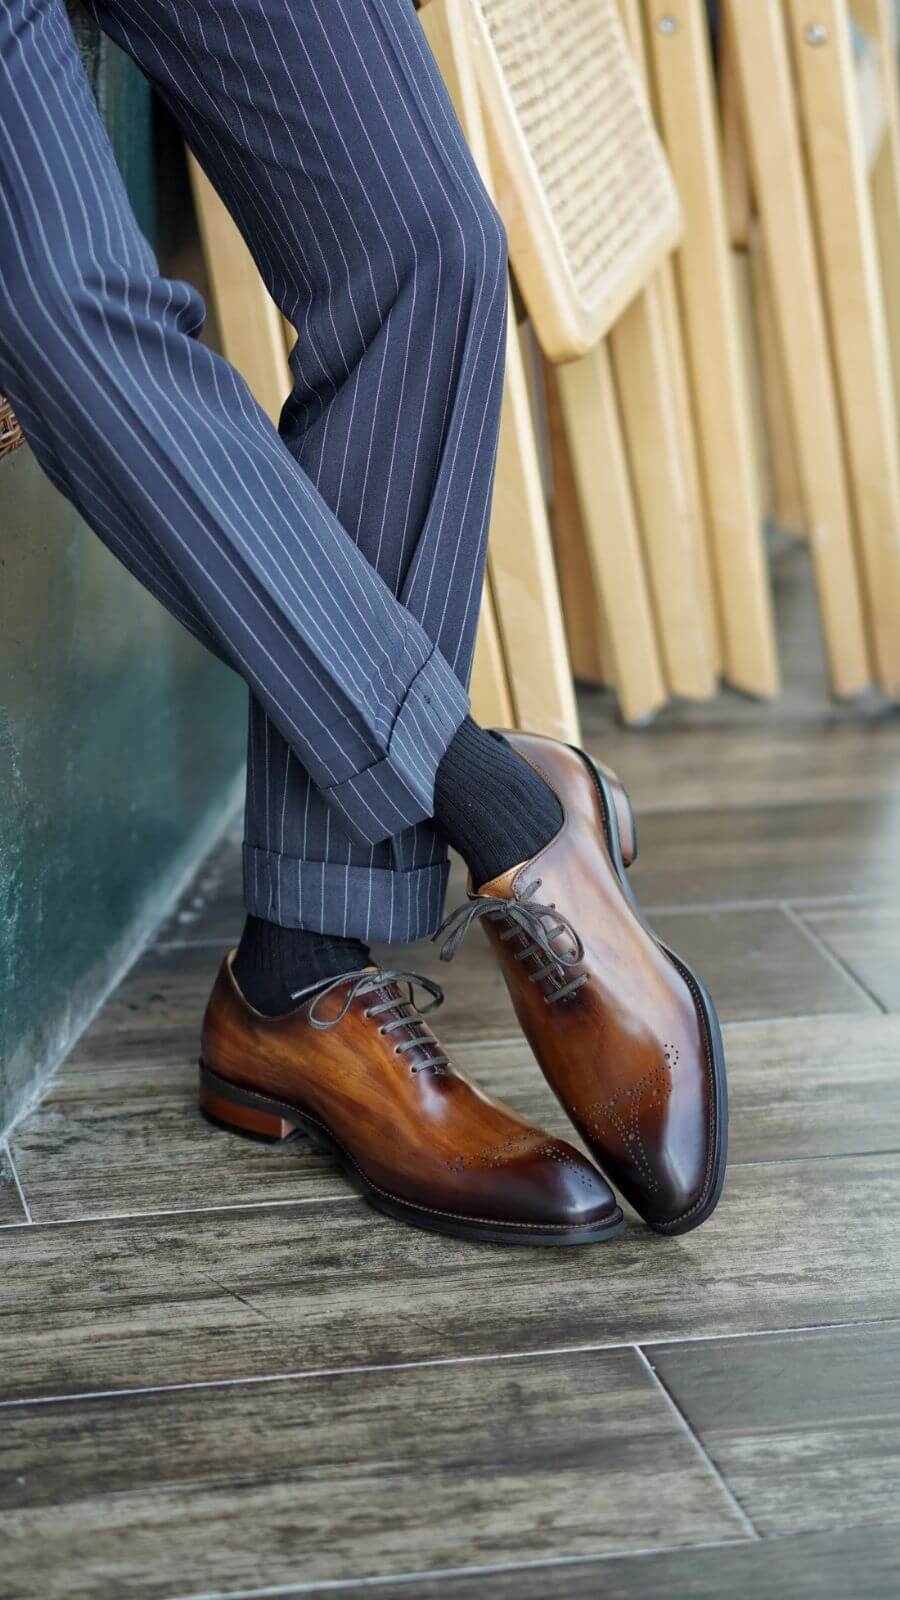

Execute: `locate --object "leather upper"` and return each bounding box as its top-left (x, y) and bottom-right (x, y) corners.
top-left (201, 957), bottom-right (620, 1231)
top-left (472, 733), bottom-right (723, 1230)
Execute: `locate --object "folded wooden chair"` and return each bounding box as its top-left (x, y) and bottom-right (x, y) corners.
top-left (612, 0), bottom-right (721, 695)
top-left (644, 0), bottom-right (780, 698)
top-left (857, 0), bottom-right (900, 466)
top-left (785, 0), bottom-right (900, 695)
top-left (724, 0), bottom-right (873, 697)
top-left (420, 0), bottom-right (580, 741)
top-left (463, 0), bottom-right (696, 722)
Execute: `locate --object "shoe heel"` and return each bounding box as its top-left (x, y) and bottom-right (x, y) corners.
top-left (199, 1063), bottom-right (302, 1144)
top-left (592, 760), bottom-right (638, 867)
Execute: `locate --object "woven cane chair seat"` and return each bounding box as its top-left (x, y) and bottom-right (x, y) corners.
top-left (467, 0), bottom-right (681, 360)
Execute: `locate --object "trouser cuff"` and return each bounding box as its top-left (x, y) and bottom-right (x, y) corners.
top-left (319, 645), bottom-right (468, 846)
top-left (242, 846), bottom-right (451, 943)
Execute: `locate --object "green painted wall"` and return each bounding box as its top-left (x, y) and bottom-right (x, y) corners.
top-left (0, 23), bottom-right (245, 1133)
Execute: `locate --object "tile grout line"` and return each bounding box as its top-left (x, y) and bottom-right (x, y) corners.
top-left (2, 1141), bottom-right (32, 1224)
top-left (637, 893), bottom-right (886, 918)
top-left (166, 1537), bottom-right (760, 1600)
top-left (781, 902), bottom-right (889, 1015)
top-left (0, 1191), bottom-right (362, 1230)
top-left (3, 1141), bottom-right (898, 1233)
top-left (628, 794), bottom-right (900, 816)
top-left (2, 1316), bottom-right (897, 1411)
top-left (633, 1346), bottom-right (761, 1542)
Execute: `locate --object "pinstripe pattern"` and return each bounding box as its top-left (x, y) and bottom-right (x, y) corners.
top-left (0, 0), bottom-right (508, 942)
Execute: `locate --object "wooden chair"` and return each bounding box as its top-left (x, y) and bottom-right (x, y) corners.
top-left (610, 0), bottom-right (720, 699)
top-left (420, 0), bottom-right (580, 741)
top-left (785, 0), bottom-right (900, 695)
top-left (857, 0), bottom-right (900, 466)
top-left (463, 0), bottom-right (703, 722)
top-left (470, 577), bottom-right (516, 726)
top-left (748, 226), bottom-right (807, 541)
top-left (644, 0), bottom-right (780, 698)
top-left (724, 0), bottom-right (872, 698)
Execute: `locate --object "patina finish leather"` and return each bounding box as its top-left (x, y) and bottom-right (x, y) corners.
top-left (200, 956), bottom-right (623, 1245)
top-left (466, 733), bottom-right (728, 1234)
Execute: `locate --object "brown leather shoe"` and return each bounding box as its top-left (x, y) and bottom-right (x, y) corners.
top-left (438, 733), bottom-right (728, 1236)
top-left (199, 955), bottom-right (624, 1246)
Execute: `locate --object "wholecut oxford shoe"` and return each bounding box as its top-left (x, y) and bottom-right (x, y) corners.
top-left (437, 732), bottom-right (728, 1235)
top-left (199, 955), bottom-right (624, 1246)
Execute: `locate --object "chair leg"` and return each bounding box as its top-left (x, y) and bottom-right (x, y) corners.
top-left (728, 0), bottom-right (872, 696)
top-left (645, 0), bottom-right (780, 698)
top-left (487, 285), bottom-right (580, 741)
top-left (749, 229), bottom-right (807, 540)
top-left (718, 0), bottom-right (754, 248)
top-left (610, 277), bottom-right (717, 699)
top-left (855, 0), bottom-right (900, 467)
top-left (654, 258), bottom-right (724, 674)
top-left (543, 360), bottom-right (609, 687)
top-left (786, 0), bottom-right (900, 695)
top-left (470, 577), bottom-right (516, 728)
top-left (556, 344), bottom-right (667, 726)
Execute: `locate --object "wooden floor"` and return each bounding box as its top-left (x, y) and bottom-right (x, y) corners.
top-left (2, 543), bottom-right (900, 1599)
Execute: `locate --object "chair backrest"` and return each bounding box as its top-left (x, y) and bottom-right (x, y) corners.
top-left (466, 0), bottom-right (682, 359)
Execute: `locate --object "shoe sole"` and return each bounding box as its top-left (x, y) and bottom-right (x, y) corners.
top-left (576, 749), bottom-right (729, 1237)
top-left (198, 1062), bottom-right (625, 1248)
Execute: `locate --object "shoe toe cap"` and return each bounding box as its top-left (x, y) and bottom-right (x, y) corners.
top-left (509, 1137), bottom-right (622, 1230)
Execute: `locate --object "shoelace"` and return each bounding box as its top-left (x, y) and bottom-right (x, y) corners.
top-left (435, 878), bottom-right (588, 1005)
top-left (293, 968), bottom-right (449, 1073)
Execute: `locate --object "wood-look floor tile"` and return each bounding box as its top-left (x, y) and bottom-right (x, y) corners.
top-left (717, 1012), bottom-right (900, 1163)
top-left (0, 1147), bottom-right (26, 1226)
top-left (626, 798), bottom-right (900, 908)
top-left (648, 907), bottom-right (872, 1021)
top-left (650, 1324), bottom-right (900, 1536)
top-left (297, 1525), bottom-right (900, 1599)
top-left (0, 1349), bottom-right (745, 1600)
top-left (800, 904), bottom-right (900, 1011)
top-left (8, 1054), bottom-right (346, 1223)
top-left (2, 1153), bottom-right (899, 1402)
top-left (579, 718), bottom-right (900, 814)
top-left (15, 1012), bottom-right (900, 1225)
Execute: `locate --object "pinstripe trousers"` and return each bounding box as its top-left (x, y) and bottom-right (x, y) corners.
top-left (0, 0), bottom-right (508, 942)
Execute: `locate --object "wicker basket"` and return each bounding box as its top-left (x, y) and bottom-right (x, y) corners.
top-left (0, 395), bottom-right (24, 459)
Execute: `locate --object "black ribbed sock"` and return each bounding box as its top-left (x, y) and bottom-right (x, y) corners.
top-left (433, 718), bottom-right (563, 888)
top-left (232, 915), bottom-right (370, 1017)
